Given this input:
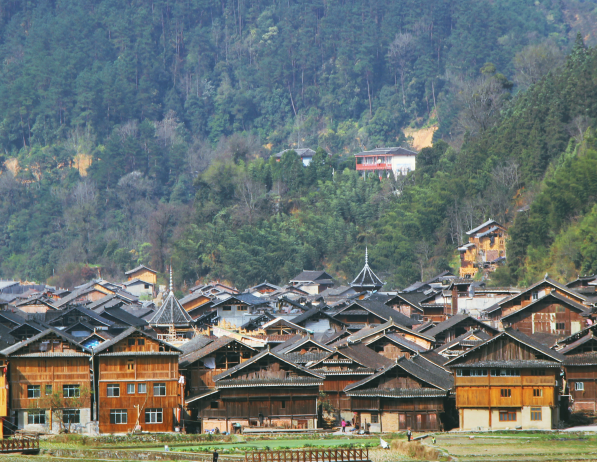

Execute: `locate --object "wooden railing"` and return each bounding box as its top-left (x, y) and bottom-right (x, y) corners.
top-left (0, 435), bottom-right (39, 453)
top-left (245, 449), bottom-right (370, 462)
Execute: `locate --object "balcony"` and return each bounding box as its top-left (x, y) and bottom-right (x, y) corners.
top-left (356, 163), bottom-right (392, 171)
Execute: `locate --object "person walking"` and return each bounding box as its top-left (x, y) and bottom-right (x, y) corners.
top-left (213, 449), bottom-right (219, 462)
top-left (406, 428), bottom-right (412, 442)
top-left (341, 418), bottom-right (347, 432)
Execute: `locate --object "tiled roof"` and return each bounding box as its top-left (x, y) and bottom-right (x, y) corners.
top-left (501, 291), bottom-right (589, 320)
top-left (345, 388), bottom-right (448, 398)
top-left (336, 301), bottom-right (416, 328)
top-left (102, 306), bottom-right (148, 327)
top-left (448, 360), bottom-right (562, 368)
top-left (217, 377), bottom-right (323, 387)
top-left (92, 326), bottom-right (182, 354)
top-left (125, 265), bottom-right (156, 275)
top-left (348, 320), bottom-right (434, 343)
top-left (291, 307), bottom-right (345, 326)
top-left (212, 293), bottom-right (268, 307)
top-left (435, 329), bottom-right (492, 353)
top-left (1, 327), bottom-right (91, 356)
top-left (311, 342), bottom-right (393, 371)
top-left (466, 219), bottom-right (501, 236)
top-left (179, 336), bottom-right (254, 367)
top-left (178, 335), bottom-right (214, 355)
top-left (423, 315), bottom-right (498, 338)
top-left (354, 147), bottom-right (417, 157)
top-left (280, 352), bottom-right (330, 364)
top-left (290, 270), bottom-right (333, 283)
top-left (563, 353), bottom-right (597, 366)
top-left (275, 335), bottom-right (332, 355)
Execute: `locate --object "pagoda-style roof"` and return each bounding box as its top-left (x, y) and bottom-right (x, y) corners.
top-left (350, 248), bottom-right (383, 291)
top-left (149, 290), bottom-right (194, 327)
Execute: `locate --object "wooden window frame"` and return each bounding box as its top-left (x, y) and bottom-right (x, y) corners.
top-left (500, 389), bottom-right (512, 398)
top-left (498, 410), bottom-right (516, 422)
top-left (530, 407), bottom-right (542, 421)
top-left (62, 409), bottom-right (80, 424)
top-left (533, 389), bottom-right (543, 397)
top-left (555, 322), bottom-right (565, 330)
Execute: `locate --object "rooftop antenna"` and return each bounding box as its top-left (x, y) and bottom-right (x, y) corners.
top-left (365, 247), bottom-right (369, 265)
top-left (170, 261), bottom-right (173, 294)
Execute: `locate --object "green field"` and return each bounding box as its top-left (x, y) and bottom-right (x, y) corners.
top-left (168, 437), bottom-right (376, 452)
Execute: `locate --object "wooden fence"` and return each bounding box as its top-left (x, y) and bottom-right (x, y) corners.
top-left (245, 449), bottom-right (370, 462)
top-left (0, 435), bottom-right (39, 453)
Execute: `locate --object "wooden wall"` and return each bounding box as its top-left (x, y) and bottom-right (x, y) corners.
top-left (128, 269), bottom-right (157, 285)
top-left (507, 301), bottom-right (586, 336)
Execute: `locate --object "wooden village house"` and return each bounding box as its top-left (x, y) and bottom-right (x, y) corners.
top-left (445, 328), bottom-right (564, 430)
top-left (344, 354), bottom-right (453, 432)
top-left (458, 219), bottom-right (508, 278)
top-left (92, 327), bottom-right (183, 433)
top-left (2, 328), bottom-right (93, 433)
top-left (193, 349), bottom-right (324, 433)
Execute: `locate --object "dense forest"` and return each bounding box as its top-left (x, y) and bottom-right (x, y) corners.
top-left (1, 0), bottom-right (597, 290)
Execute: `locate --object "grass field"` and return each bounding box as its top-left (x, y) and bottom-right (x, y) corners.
top-left (21, 431), bottom-right (597, 462)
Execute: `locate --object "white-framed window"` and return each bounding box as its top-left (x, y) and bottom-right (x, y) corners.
top-left (127, 384), bottom-right (135, 394)
top-left (456, 369), bottom-right (487, 377)
top-left (28, 410), bottom-right (46, 425)
top-left (63, 384), bottom-right (80, 398)
top-left (575, 382), bottom-right (585, 391)
top-left (28, 385), bottom-right (41, 399)
top-left (145, 408), bottom-right (163, 424)
top-left (138, 383), bottom-right (147, 394)
top-left (110, 409), bottom-right (127, 424)
top-left (153, 383), bottom-right (166, 396)
top-left (107, 384), bottom-right (120, 397)
top-left (491, 369), bottom-right (520, 377)
top-left (532, 291), bottom-right (539, 301)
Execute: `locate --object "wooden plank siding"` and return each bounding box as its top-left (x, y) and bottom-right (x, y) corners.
top-left (97, 331), bottom-right (181, 433)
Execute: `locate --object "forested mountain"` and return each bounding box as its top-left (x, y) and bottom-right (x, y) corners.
top-left (0, 0), bottom-right (596, 289)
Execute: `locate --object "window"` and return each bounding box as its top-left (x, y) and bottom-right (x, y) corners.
top-left (575, 382), bottom-right (585, 391)
top-left (137, 339), bottom-right (145, 346)
top-left (138, 383), bottom-right (147, 394)
top-left (532, 291), bottom-right (539, 301)
top-left (145, 408), bottom-right (163, 424)
top-left (531, 407), bottom-right (542, 421)
top-left (556, 323), bottom-right (565, 330)
top-left (153, 383), bottom-right (166, 396)
top-left (499, 410), bottom-right (516, 421)
top-left (491, 369), bottom-right (520, 377)
top-left (281, 400), bottom-right (286, 409)
top-left (62, 409), bottom-right (80, 424)
top-left (223, 306), bottom-right (232, 311)
top-left (110, 409), bottom-right (128, 424)
top-left (210, 401), bottom-right (219, 409)
top-left (500, 389), bottom-right (512, 398)
top-left (533, 389), bottom-right (543, 397)
top-left (128, 339), bottom-right (136, 346)
top-left (237, 306), bottom-right (247, 311)
top-left (555, 306), bottom-right (565, 313)
top-left (107, 384), bottom-right (120, 397)
top-left (127, 384), bottom-right (135, 394)
top-left (28, 410), bottom-right (45, 425)
top-left (144, 284), bottom-right (150, 289)
top-left (28, 385), bottom-right (41, 399)
top-left (371, 413), bottom-right (379, 424)
top-left (63, 385), bottom-right (80, 398)
top-left (45, 385), bottom-right (52, 395)
top-left (530, 370), bottom-right (545, 376)
top-left (127, 360), bottom-right (135, 370)
top-left (456, 369), bottom-right (487, 377)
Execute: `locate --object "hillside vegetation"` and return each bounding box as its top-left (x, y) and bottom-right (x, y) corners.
top-left (0, 0), bottom-right (596, 288)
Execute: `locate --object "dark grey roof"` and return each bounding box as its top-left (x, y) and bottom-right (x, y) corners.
top-left (149, 291), bottom-right (194, 326)
top-left (270, 334), bottom-right (304, 353)
top-left (423, 315), bottom-right (498, 338)
top-left (336, 301), bottom-right (416, 327)
top-left (435, 329), bottom-right (492, 353)
top-left (125, 265), bottom-right (156, 275)
top-left (179, 292), bottom-right (210, 306)
top-left (563, 353), bottom-right (597, 366)
top-left (354, 146), bottom-right (417, 157)
top-left (102, 306), bottom-right (148, 327)
top-left (420, 350), bottom-right (450, 367)
top-left (444, 328), bottom-right (565, 368)
top-left (466, 219), bottom-right (502, 236)
top-left (290, 270), bottom-right (334, 284)
top-left (212, 293), bottom-right (268, 308)
top-left (290, 308), bottom-right (345, 327)
top-left (387, 293), bottom-right (427, 312)
top-left (312, 342), bottom-right (393, 371)
top-left (276, 335), bottom-right (332, 355)
top-left (92, 326), bottom-right (182, 354)
top-left (1, 327), bottom-right (91, 356)
top-left (178, 335), bottom-right (214, 355)
top-left (381, 333), bottom-right (428, 353)
top-left (345, 355), bottom-right (452, 392)
top-left (348, 320), bottom-right (434, 343)
top-left (280, 352), bottom-right (330, 364)
top-left (213, 349), bottom-right (324, 382)
top-left (345, 388), bottom-right (448, 398)
top-left (217, 377), bottom-right (323, 387)
top-left (0, 310), bottom-right (26, 325)
top-left (448, 360), bottom-right (561, 368)
top-left (180, 336), bottom-right (255, 368)
top-left (320, 329), bottom-right (351, 345)
top-left (49, 305), bottom-right (114, 327)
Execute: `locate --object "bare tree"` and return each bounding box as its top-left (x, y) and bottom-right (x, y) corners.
top-left (388, 33), bottom-right (414, 108)
top-left (514, 41), bottom-right (564, 90)
top-left (186, 137), bottom-right (217, 175)
top-left (117, 120), bottom-right (139, 141)
top-left (567, 115), bottom-right (591, 144)
top-left (71, 180), bottom-right (97, 207)
top-left (155, 110), bottom-right (182, 147)
top-left (454, 75), bottom-right (509, 136)
top-left (415, 241), bottom-right (433, 281)
top-left (235, 173), bottom-right (266, 224)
